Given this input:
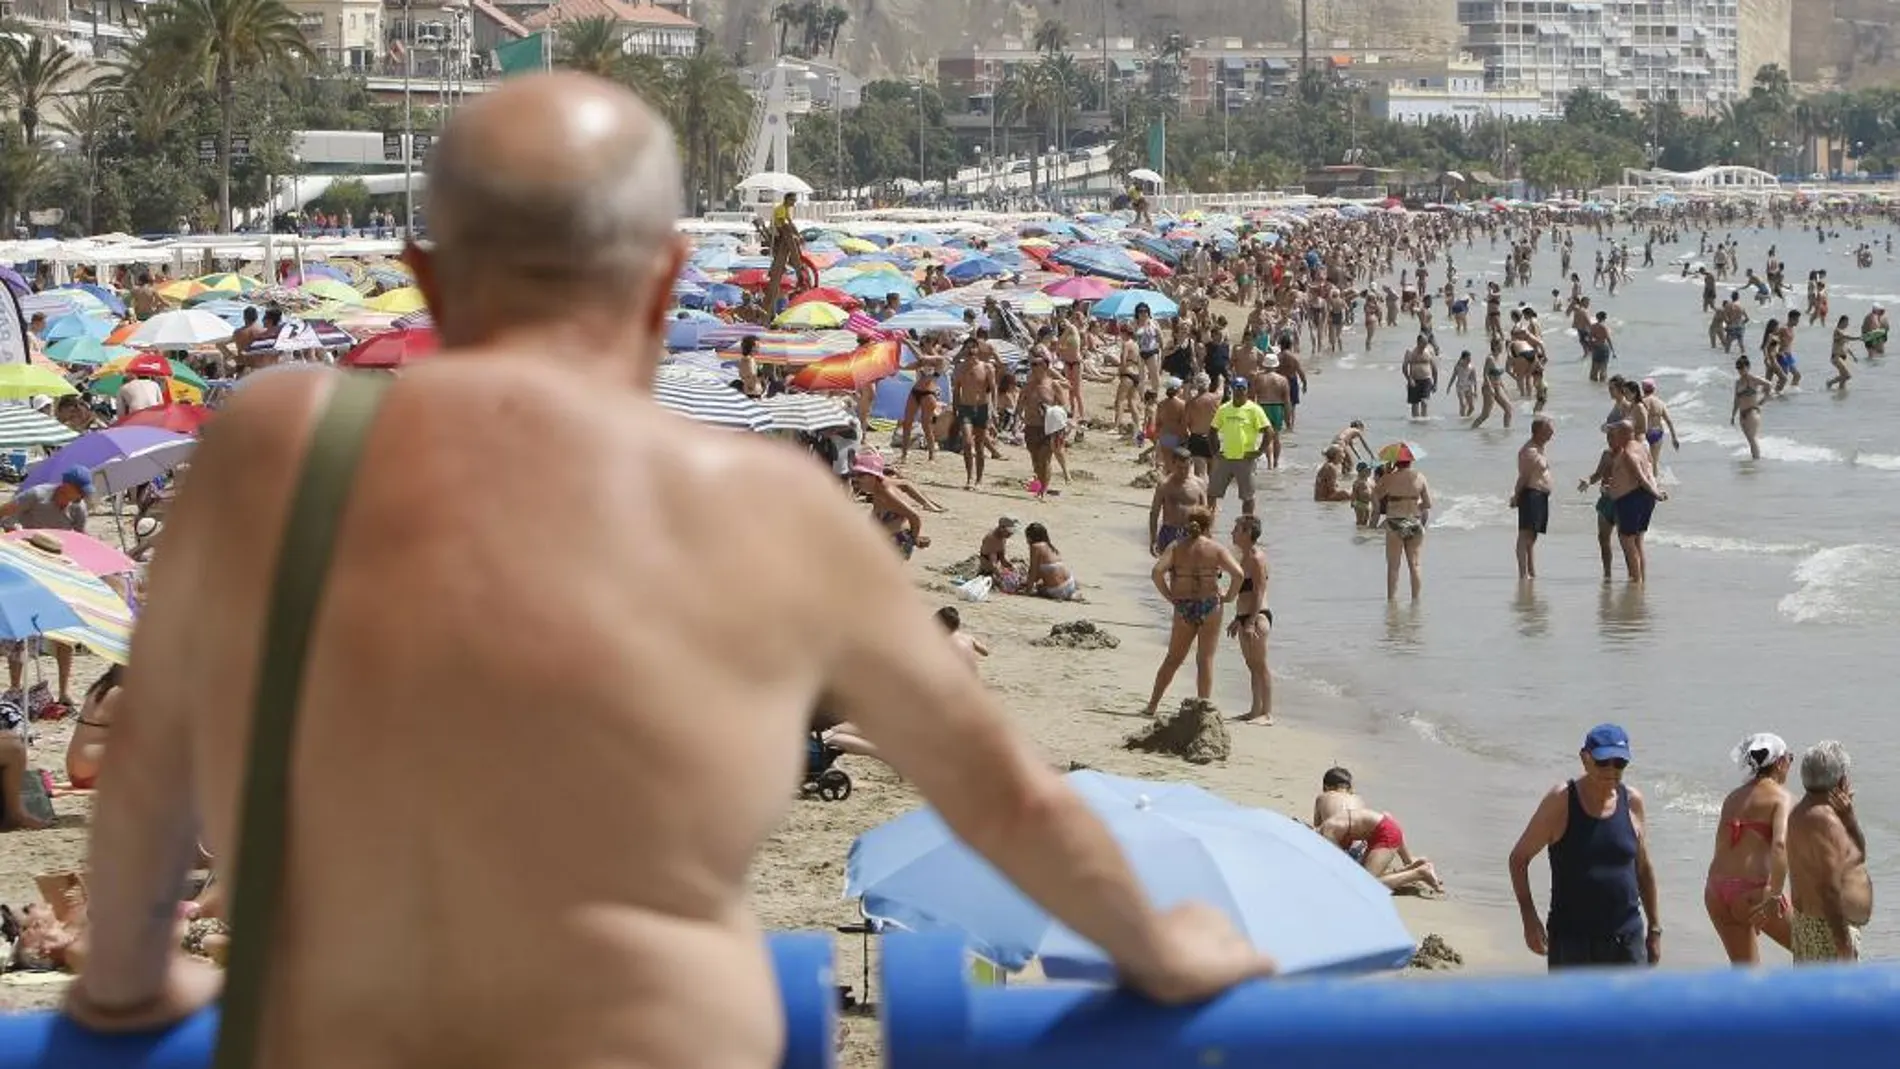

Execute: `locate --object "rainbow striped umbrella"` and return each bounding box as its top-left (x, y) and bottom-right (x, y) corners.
top-left (0, 539), bottom-right (135, 663)
top-left (788, 339), bottom-right (908, 391)
top-left (720, 330), bottom-right (860, 366)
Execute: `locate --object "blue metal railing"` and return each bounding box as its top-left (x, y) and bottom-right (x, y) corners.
top-left (7, 932), bottom-right (1900, 1068)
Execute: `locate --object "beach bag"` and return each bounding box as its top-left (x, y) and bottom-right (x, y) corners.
top-left (957, 576), bottom-right (993, 603)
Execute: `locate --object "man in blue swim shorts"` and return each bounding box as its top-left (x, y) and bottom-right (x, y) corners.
top-left (1604, 421), bottom-right (1669, 583)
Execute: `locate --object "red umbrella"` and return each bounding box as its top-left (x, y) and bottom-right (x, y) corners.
top-left (726, 267), bottom-right (797, 289)
top-left (788, 286), bottom-right (860, 310)
top-left (342, 326), bottom-right (438, 369)
top-left (115, 403), bottom-right (215, 434)
top-left (789, 339), bottom-right (906, 392)
top-left (123, 352), bottom-right (174, 377)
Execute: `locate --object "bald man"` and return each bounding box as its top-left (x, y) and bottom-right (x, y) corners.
top-left (65, 73), bottom-right (1271, 1069)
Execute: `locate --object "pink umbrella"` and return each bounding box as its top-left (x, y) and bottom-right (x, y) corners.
top-left (842, 311), bottom-right (895, 339)
top-left (1043, 276), bottom-right (1119, 301)
top-left (3, 530), bottom-right (138, 576)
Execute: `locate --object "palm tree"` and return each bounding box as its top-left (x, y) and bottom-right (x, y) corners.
top-left (1, 35), bottom-right (81, 146)
top-left (554, 15), bottom-right (626, 77)
top-left (53, 90), bottom-right (118, 232)
top-left (1032, 18), bottom-right (1068, 55)
top-left (141, 0), bottom-right (309, 232)
top-left (818, 5), bottom-right (849, 57)
top-left (772, 3), bottom-right (799, 56)
top-left (665, 33), bottom-right (752, 212)
top-left (105, 41), bottom-right (195, 154)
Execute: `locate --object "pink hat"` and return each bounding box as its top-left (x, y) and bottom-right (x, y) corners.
top-left (850, 452), bottom-right (886, 478)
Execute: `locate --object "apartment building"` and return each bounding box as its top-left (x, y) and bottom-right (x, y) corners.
top-left (1357, 55), bottom-right (1545, 125)
top-left (1457, 0), bottom-right (1744, 116)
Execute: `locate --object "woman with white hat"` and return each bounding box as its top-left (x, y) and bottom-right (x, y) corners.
top-left (1703, 732), bottom-right (1795, 964)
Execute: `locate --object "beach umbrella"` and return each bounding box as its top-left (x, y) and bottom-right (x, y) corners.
top-left (666, 317), bottom-right (731, 351)
top-left (721, 330), bottom-right (860, 365)
top-left (0, 266), bottom-right (30, 298)
top-left (787, 286), bottom-right (860, 310)
top-left (44, 337), bottom-right (131, 368)
top-left (0, 562), bottom-right (83, 642)
top-left (154, 279), bottom-right (208, 302)
top-left (284, 263), bottom-right (353, 286)
top-left (672, 280), bottom-right (707, 302)
top-left (879, 308), bottom-right (969, 334)
top-left (944, 256), bottom-right (1010, 282)
top-left (1378, 441), bottom-right (1426, 464)
top-left (341, 326), bottom-right (437, 369)
top-left (0, 539), bottom-right (136, 663)
top-left (0, 365), bottom-right (78, 401)
top-left (788, 339), bottom-right (907, 392)
top-left (841, 311), bottom-right (891, 339)
top-left (697, 323), bottom-right (768, 350)
top-left (40, 314), bottom-right (113, 343)
top-left (298, 279), bottom-right (364, 305)
top-left (195, 272), bottom-right (259, 293)
top-left (23, 427), bottom-right (194, 493)
top-left (121, 352), bottom-right (175, 379)
top-left (115, 403), bottom-right (214, 435)
top-left (52, 284), bottom-right (126, 316)
top-left (365, 287), bottom-right (427, 314)
top-left (734, 171), bottom-right (811, 196)
top-left (840, 274), bottom-right (919, 302)
top-left (848, 770), bottom-right (1414, 978)
top-left (391, 309), bottom-right (433, 331)
top-left (1042, 276), bottom-right (1119, 301)
top-left (1048, 243), bottom-right (1146, 283)
top-left (127, 309), bottom-right (233, 348)
top-left (182, 296), bottom-right (255, 322)
top-left (660, 351), bottom-right (733, 378)
top-left (757, 393), bottom-right (856, 434)
top-left (0, 406), bottom-right (77, 449)
top-left (1090, 289), bottom-right (1179, 321)
top-left (2, 530), bottom-right (135, 578)
top-left (774, 301), bottom-right (850, 329)
top-left (652, 366), bottom-right (771, 431)
top-left (89, 359), bottom-right (208, 404)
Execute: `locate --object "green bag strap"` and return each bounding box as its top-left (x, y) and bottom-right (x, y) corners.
top-left (212, 371), bottom-right (391, 1069)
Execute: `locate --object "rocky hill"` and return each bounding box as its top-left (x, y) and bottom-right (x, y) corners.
top-left (703, 0), bottom-right (1458, 78)
top-left (1790, 0), bottom-right (1900, 89)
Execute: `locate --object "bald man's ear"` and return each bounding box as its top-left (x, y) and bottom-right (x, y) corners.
top-left (403, 242), bottom-right (441, 323)
top-left (639, 233), bottom-right (690, 340)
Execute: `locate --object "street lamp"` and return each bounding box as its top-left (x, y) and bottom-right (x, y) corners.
top-left (829, 72), bottom-right (843, 200)
top-left (909, 80), bottom-right (925, 196)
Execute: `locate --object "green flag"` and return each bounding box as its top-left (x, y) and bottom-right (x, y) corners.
top-left (495, 33), bottom-right (548, 77)
top-left (1146, 118), bottom-right (1166, 175)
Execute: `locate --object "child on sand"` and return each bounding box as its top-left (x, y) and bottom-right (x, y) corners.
top-left (1312, 768), bottom-right (1445, 895)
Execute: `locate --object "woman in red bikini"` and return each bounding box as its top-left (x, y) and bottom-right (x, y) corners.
top-left (64, 666), bottom-right (121, 790)
top-left (1704, 732), bottom-right (1794, 963)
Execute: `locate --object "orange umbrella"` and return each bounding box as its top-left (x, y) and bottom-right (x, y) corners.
top-left (104, 319), bottom-right (140, 345)
top-left (789, 338), bottom-right (907, 392)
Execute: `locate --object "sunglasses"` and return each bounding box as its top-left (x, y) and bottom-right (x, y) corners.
top-left (1594, 757), bottom-right (1629, 770)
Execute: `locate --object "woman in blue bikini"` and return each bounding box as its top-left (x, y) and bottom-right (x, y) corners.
top-left (1142, 506), bottom-right (1243, 717)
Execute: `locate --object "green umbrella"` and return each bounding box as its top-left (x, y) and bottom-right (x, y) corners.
top-left (91, 360), bottom-right (211, 398)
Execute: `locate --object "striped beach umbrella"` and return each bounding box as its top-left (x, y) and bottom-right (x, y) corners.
top-left (652, 366), bottom-right (770, 431)
top-left (758, 392), bottom-right (856, 434)
top-left (0, 406), bottom-right (77, 449)
top-left (0, 539), bottom-right (135, 663)
top-left (721, 330), bottom-right (860, 366)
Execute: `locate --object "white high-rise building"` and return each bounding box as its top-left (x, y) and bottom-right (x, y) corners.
top-left (1457, 0), bottom-right (1743, 118)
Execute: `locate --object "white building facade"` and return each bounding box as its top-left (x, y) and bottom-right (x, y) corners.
top-left (1361, 56), bottom-right (1545, 125)
top-left (1457, 0), bottom-right (1743, 117)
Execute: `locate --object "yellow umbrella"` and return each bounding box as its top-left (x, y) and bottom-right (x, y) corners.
top-left (195, 272), bottom-right (259, 293)
top-left (155, 279), bottom-right (208, 302)
top-left (774, 301), bottom-right (849, 328)
top-left (835, 237), bottom-right (879, 254)
top-left (299, 279), bottom-right (363, 304)
top-left (0, 364), bottom-right (78, 400)
top-left (366, 287), bottom-right (426, 314)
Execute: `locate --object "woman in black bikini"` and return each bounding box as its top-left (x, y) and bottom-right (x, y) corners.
top-left (1471, 339), bottom-right (1514, 429)
top-left (1731, 355), bottom-right (1772, 460)
top-left (899, 338), bottom-right (947, 464)
top-left (1142, 506), bottom-right (1242, 717)
top-left (1227, 515), bottom-right (1273, 725)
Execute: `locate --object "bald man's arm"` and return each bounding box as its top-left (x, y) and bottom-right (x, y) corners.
top-left (788, 455), bottom-right (1172, 980)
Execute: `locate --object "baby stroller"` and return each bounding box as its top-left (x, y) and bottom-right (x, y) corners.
top-left (801, 730), bottom-right (852, 801)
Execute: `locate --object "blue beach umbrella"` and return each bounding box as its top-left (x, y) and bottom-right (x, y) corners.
top-left (45, 337), bottom-right (133, 367)
top-left (1047, 242), bottom-right (1147, 283)
top-left (944, 256), bottom-right (1010, 282)
top-left (0, 562), bottom-right (83, 642)
top-left (1091, 289), bottom-right (1180, 320)
top-left (846, 770), bottom-right (1415, 979)
top-left (40, 314), bottom-right (113, 343)
top-left (879, 308), bottom-right (969, 334)
top-left (53, 283), bottom-right (126, 316)
top-left (841, 274), bottom-right (919, 302)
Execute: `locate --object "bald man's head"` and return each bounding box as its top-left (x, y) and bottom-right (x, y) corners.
top-left (413, 73), bottom-right (686, 345)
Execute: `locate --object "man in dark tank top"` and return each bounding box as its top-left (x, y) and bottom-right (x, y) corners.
top-left (1507, 723), bottom-right (1662, 969)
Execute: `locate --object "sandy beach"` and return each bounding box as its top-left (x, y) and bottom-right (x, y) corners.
top-left (0, 361), bottom-right (1519, 1053)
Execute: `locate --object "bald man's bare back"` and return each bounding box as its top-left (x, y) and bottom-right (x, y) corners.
top-left (68, 72), bottom-right (1271, 1069)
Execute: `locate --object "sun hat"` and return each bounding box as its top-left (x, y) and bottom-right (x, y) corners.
top-left (849, 453), bottom-right (886, 479)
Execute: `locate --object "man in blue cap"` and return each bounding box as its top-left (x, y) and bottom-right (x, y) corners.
top-left (0, 465), bottom-right (94, 711)
top-left (1507, 723), bottom-right (1662, 969)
